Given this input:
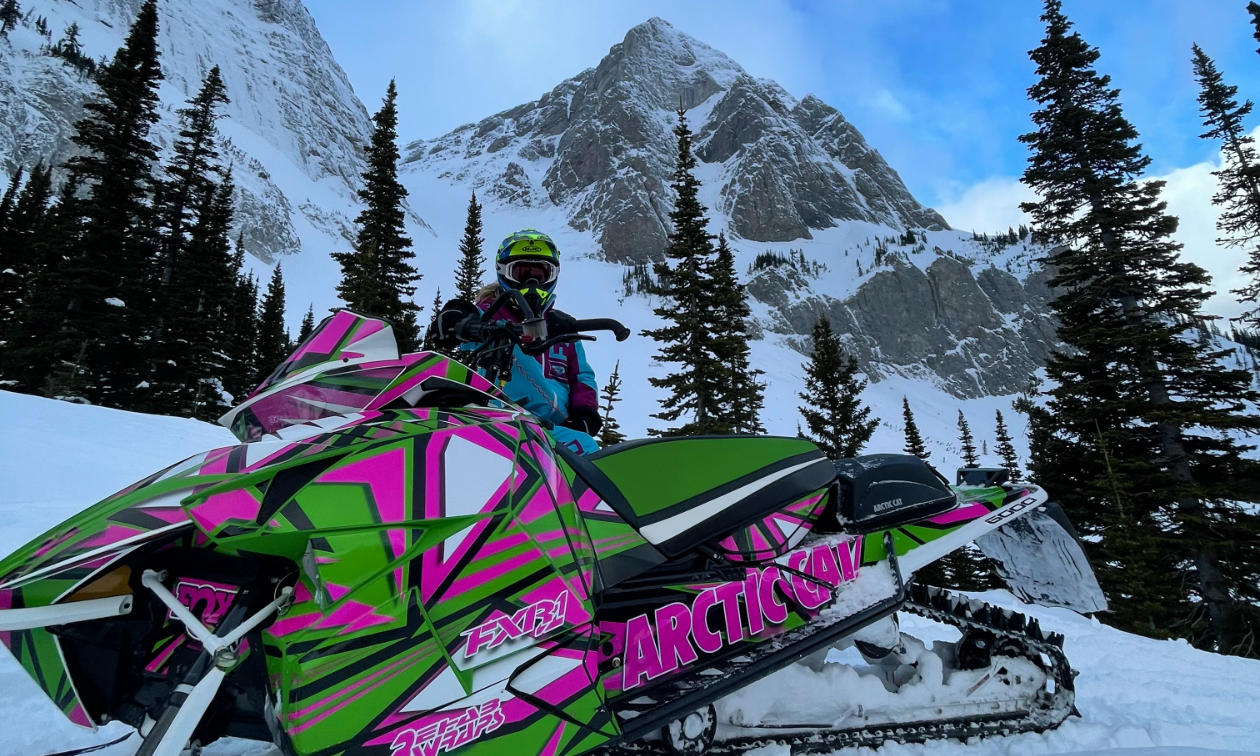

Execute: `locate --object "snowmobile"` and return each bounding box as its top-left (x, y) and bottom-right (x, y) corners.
top-left (0, 295), bottom-right (1107, 756)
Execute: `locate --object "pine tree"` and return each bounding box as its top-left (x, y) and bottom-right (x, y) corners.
top-left (994, 410), bottom-right (1023, 482)
top-left (901, 398), bottom-right (929, 461)
top-left (454, 191), bottom-right (485, 301)
top-left (297, 304), bottom-right (315, 344)
top-left (709, 233), bottom-right (764, 434)
top-left (1250, 2), bottom-right (1260, 54)
top-left (422, 287), bottom-right (444, 353)
top-left (0, 167), bottom-right (23, 233)
top-left (333, 80), bottom-right (421, 350)
top-left (54, 0), bottom-right (164, 407)
top-left (156, 66), bottom-right (229, 289)
top-left (221, 240), bottom-right (259, 402)
top-left (0, 0), bottom-right (20, 35)
top-left (598, 361), bottom-right (627, 447)
top-left (1020, 0), bottom-right (1260, 653)
top-left (149, 175), bottom-right (237, 419)
top-left (0, 166), bottom-right (52, 331)
top-left (254, 263), bottom-right (288, 384)
top-left (957, 410), bottom-right (979, 467)
top-left (644, 107), bottom-right (724, 436)
top-left (1191, 45), bottom-right (1260, 328)
top-left (798, 316), bottom-right (877, 459)
top-left (1, 176), bottom-right (82, 394)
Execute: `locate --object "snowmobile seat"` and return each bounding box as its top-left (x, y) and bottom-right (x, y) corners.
top-left (559, 436), bottom-right (835, 558)
top-left (831, 454), bottom-right (957, 534)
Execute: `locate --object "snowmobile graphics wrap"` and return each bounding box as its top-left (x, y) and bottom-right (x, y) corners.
top-left (0, 311), bottom-right (1106, 756)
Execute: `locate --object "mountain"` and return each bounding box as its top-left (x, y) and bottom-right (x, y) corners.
top-left (403, 17), bottom-right (947, 266)
top-left (0, 7), bottom-right (1059, 402)
top-left (0, 0), bottom-right (421, 261)
top-left (402, 18), bottom-right (1054, 398)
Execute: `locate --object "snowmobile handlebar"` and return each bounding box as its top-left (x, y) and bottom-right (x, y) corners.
top-left (565, 319), bottom-right (631, 342)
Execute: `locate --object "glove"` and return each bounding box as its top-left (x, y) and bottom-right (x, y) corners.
top-left (431, 300), bottom-right (481, 347)
top-left (564, 406), bottom-right (604, 436)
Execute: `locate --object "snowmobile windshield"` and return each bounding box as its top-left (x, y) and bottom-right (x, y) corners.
top-left (227, 364), bottom-right (410, 442)
top-left (221, 310), bottom-right (405, 441)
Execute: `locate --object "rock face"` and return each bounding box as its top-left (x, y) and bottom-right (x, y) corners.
top-left (754, 253), bottom-right (1058, 398)
top-left (0, 0), bottom-right (399, 260)
top-left (404, 17), bottom-right (948, 265)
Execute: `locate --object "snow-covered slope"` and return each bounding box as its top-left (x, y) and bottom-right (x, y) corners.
top-left (0, 0), bottom-right (392, 262)
top-left (1, 391), bottom-right (1258, 756)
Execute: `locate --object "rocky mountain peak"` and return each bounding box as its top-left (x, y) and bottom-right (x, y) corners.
top-left (405, 17), bottom-right (949, 264)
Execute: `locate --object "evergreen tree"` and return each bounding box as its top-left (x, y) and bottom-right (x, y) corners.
top-left (0, 0), bottom-right (19, 35)
top-left (1191, 45), bottom-right (1260, 328)
top-left (297, 304), bottom-right (315, 344)
top-left (1250, 2), bottom-right (1260, 54)
top-left (55, 0), bottom-right (164, 407)
top-left (0, 166), bottom-right (52, 331)
top-left (957, 410), bottom-right (979, 467)
top-left (993, 410), bottom-right (1023, 482)
top-left (798, 316), bottom-right (877, 459)
top-left (902, 397), bottom-right (929, 460)
top-left (148, 175), bottom-right (237, 419)
top-left (156, 66), bottom-right (229, 288)
top-left (709, 233), bottom-right (764, 434)
top-left (598, 361), bottom-right (626, 447)
top-left (221, 240), bottom-right (259, 402)
top-left (644, 107), bottom-right (724, 436)
top-left (0, 167), bottom-right (23, 233)
top-left (254, 262), bottom-right (288, 384)
top-left (422, 287), bottom-right (444, 353)
top-left (1020, 0), bottom-right (1260, 653)
top-left (333, 80), bottom-right (421, 350)
top-left (1, 176), bottom-right (82, 395)
top-left (454, 191), bottom-right (484, 301)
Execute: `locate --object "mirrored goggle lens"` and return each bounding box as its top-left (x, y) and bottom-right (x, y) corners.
top-left (505, 260), bottom-right (558, 285)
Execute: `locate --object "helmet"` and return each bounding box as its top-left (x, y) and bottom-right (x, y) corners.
top-left (496, 229), bottom-right (561, 314)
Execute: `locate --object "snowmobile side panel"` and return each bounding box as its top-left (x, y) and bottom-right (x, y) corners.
top-left (245, 415), bottom-right (618, 756)
top-left (975, 501), bottom-right (1109, 613)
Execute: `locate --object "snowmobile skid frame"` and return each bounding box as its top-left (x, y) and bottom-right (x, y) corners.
top-left (600, 581), bottom-right (1075, 755)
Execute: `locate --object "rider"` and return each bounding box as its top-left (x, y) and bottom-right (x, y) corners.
top-left (433, 229), bottom-right (604, 455)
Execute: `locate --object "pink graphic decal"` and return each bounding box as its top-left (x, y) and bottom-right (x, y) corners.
top-left (460, 593), bottom-right (569, 659)
top-left (389, 699), bottom-right (505, 756)
top-left (173, 579), bottom-right (239, 638)
top-left (619, 538), bottom-right (863, 690)
top-left (928, 500), bottom-right (991, 526)
top-left (189, 488), bottom-right (262, 533)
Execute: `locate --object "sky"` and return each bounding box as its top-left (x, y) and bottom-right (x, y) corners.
top-left (304, 0), bottom-right (1260, 319)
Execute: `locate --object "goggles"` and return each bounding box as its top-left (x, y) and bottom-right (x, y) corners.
top-left (501, 258), bottom-right (559, 287)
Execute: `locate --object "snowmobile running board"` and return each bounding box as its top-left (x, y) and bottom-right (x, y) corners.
top-left (600, 581), bottom-right (1075, 755)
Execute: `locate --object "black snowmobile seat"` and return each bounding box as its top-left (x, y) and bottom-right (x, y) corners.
top-left (558, 436), bottom-right (836, 558)
top-left (832, 454), bottom-right (957, 533)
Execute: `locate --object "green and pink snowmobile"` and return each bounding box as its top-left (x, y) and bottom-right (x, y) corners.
top-left (0, 302), bottom-right (1106, 756)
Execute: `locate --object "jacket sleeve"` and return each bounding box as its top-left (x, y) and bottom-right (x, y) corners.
top-left (568, 341), bottom-right (599, 415)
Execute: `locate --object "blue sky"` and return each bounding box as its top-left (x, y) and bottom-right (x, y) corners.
top-left (304, 0), bottom-right (1260, 316)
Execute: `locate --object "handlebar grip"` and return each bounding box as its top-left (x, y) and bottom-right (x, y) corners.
top-left (571, 319), bottom-right (631, 342)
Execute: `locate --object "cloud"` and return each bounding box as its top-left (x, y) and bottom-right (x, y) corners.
top-left (935, 176), bottom-right (1035, 234)
top-left (936, 146), bottom-right (1254, 320)
top-left (1152, 154), bottom-right (1250, 321)
top-left (869, 89), bottom-right (909, 121)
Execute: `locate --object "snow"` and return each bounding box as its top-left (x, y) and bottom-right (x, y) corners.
top-left (1, 392), bottom-right (1258, 756)
top-left (104, 297), bottom-right (125, 307)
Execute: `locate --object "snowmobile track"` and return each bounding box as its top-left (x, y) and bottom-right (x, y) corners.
top-left (599, 583), bottom-right (1076, 755)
